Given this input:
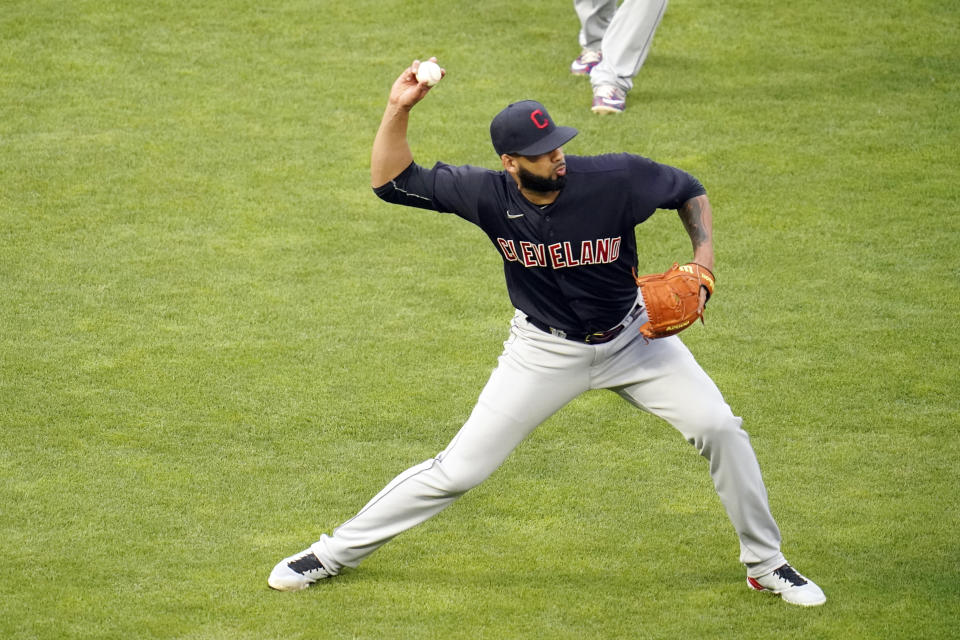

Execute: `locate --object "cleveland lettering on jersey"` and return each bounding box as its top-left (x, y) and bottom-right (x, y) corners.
top-left (496, 236), bottom-right (622, 269)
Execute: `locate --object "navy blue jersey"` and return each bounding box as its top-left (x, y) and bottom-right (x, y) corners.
top-left (374, 153), bottom-right (705, 333)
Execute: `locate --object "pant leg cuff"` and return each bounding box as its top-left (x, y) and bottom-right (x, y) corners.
top-left (745, 552), bottom-right (787, 578)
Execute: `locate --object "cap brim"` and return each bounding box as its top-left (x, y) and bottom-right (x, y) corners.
top-left (514, 126), bottom-right (578, 156)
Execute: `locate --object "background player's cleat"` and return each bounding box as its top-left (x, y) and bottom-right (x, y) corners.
top-left (747, 564), bottom-right (826, 606)
top-left (591, 85), bottom-right (626, 114)
top-left (570, 49), bottom-right (602, 75)
top-left (268, 549), bottom-right (331, 591)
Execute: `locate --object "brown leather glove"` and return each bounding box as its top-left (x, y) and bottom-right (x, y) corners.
top-left (634, 263), bottom-right (716, 339)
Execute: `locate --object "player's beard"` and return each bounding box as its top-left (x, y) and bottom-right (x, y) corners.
top-left (517, 166), bottom-right (566, 193)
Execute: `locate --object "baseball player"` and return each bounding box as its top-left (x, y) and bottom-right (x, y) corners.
top-left (570, 0), bottom-right (668, 113)
top-left (268, 60), bottom-right (826, 607)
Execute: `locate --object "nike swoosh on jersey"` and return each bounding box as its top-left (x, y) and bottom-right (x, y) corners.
top-left (506, 210), bottom-right (524, 219)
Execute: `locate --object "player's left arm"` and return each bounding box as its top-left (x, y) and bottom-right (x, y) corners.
top-left (629, 156), bottom-right (714, 273)
top-left (678, 194), bottom-right (715, 312)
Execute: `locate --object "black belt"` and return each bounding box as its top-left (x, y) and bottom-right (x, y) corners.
top-left (526, 304), bottom-right (644, 345)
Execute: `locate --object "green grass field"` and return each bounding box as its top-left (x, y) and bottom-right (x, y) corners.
top-left (2, 0), bottom-right (957, 638)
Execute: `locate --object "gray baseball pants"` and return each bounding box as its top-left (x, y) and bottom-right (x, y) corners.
top-left (311, 300), bottom-right (787, 578)
top-left (575, 0), bottom-right (669, 92)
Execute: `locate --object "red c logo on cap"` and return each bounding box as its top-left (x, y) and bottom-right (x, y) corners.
top-left (530, 109), bottom-right (549, 129)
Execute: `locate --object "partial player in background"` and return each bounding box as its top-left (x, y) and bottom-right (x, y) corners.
top-left (268, 58), bottom-right (827, 608)
top-left (570, 0), bottom-right (668, 114)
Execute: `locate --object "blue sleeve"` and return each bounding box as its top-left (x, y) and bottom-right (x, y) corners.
top-left (372, 162), bottom-right (441, 211)
top-left (626, 155), bottom-right (706, 221)
top-left (372, 161), bottom-right (495, 225)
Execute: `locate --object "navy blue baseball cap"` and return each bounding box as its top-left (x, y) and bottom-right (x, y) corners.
top-left (490, 100), bottom-right (578, 156)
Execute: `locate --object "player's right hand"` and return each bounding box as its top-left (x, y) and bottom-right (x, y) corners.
top-left (388, 59), bottom-right (443, 110)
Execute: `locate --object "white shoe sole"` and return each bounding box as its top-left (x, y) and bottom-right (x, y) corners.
top-left (591, 105), bottom-right (624, 114)
top-left (747, 577), bottom-right (827, 607)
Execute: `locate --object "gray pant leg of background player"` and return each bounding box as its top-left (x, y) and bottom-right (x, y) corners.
top-left (574, 0), bottom-right (669, 93)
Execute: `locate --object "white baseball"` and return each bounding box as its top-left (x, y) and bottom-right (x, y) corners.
top-left (416, 60), bottom-right (442, 87)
